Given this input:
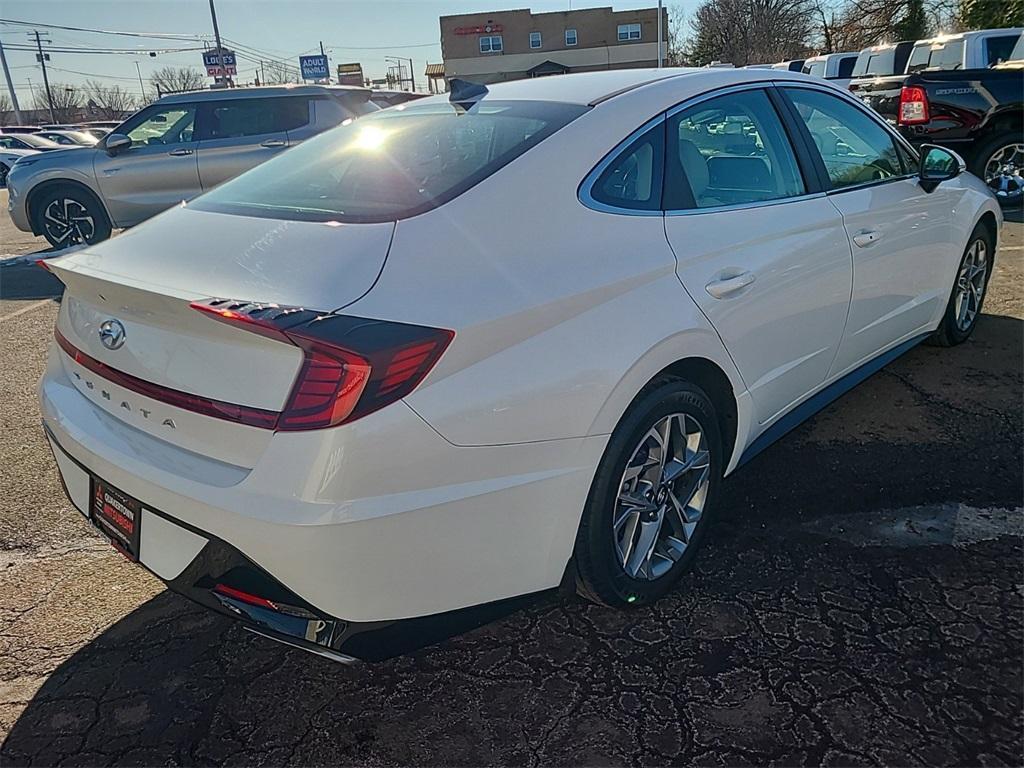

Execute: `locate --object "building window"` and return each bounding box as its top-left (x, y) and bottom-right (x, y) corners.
top-left (565, 28), bottom-right (577, 46)
top-left (529, 31), bottom-right (542, 49)
top-left (617, 23), bottom-right (641, 41)
top-left (480, 35), bottom-right (503, 53)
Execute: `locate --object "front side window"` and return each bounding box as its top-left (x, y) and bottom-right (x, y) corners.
top-left (617, 23), bottom-right (641, 41)
top-left (565, 28), bottom-right (578, 46)
top-left (529, 31), bottom-right (542, 49)
top-left (589, 123), bottom-right (664, 211)
top-left (121, 104), bottom-right (197, 147)
top-left (480, 35), bottom-right (503, 53)
top-left (666, 89), bottom-right (804, 209)
top-left (785, 88), bottom-right (903, 190)
top-left (192, 100), bottom-right (587, 223)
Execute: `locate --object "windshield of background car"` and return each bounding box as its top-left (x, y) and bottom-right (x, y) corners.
top-left (907, 39), bottom-right (965, 72)
top-left (852, 49), bottom-right (896, 76)
top-left (18, 134), bottom-right (61, 149)
top-left (191, 99), bottom-right (588, 223)
top-left (802, 60), bottom-right (827, 77)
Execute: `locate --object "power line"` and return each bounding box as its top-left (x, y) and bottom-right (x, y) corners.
top-left (1, 43), bottom-right (206, 55)
top-left (323, 42), bottom-right (438, 50)
top-left (0, 17), bottom-right (206, 41)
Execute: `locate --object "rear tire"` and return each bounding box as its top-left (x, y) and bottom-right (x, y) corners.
top-left (33, 185), bottom-right (112, 249)
top-left (969, 131), bottom-right (1023, 209)
top-left (928, 222), bottom-right (993, 347)
top-left (0, 163), bottom-right (9, 188)
top-left (574, 379), bottom-right (723, 608)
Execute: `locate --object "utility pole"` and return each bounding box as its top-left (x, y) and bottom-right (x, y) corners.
top-left (319, 40), bottom-right (330, 83)
top-left (32, 30), bottom-right (56, 123)
top-left (385, 56), bottom-right (415, 92)
top-left (134, 61), bottom-right (146, 102)
top-left (0, 37), bottom-right (23, 124)
top-left (207, 0), bottom-right (232, 86)
top-left (657, 0), bottom-right (664, 68)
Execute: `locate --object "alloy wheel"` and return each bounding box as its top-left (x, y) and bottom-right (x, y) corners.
top-left (954, 238), bottom-right (988, 332)
top-left (983, 142), bottom-right (1023, 203)
top-left (613, 412), bottom-right (710, 581)
top-left (42, 197), bottom-right (96, 246)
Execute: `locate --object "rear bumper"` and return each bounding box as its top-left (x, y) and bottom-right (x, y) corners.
top-left (39, 340), bottom-right (606, 631)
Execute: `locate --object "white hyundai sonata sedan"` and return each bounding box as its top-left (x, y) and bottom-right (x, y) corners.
top-left (39, 68), bottom-right (1001, 662)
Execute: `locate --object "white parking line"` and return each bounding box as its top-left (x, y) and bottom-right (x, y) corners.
top-left (0, 298), bottom-right (54, 323)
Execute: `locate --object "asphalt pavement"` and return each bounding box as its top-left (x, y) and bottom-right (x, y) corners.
top-left (1, 191), bottom-right (1021, 766)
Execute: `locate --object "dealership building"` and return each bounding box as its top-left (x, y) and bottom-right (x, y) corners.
top-left (438, 5), bottom-right (669, 84)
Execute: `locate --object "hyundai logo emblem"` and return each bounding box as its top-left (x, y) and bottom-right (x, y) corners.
top-left (98, 319), bottom-right (126, 350)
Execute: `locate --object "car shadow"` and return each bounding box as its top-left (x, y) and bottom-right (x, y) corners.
top-left (2, 314), bottom-right (1021, 766)
top-left (1, 258), bottom-right (65, 300)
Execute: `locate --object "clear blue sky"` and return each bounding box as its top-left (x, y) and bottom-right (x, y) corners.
top-left (1, 1), bottom-right (698, 104)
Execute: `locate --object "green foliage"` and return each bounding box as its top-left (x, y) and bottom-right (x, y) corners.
top-left (959, 0), bottom-right (1024, 29)
top-left (894, 0), bottom-right (930, 41)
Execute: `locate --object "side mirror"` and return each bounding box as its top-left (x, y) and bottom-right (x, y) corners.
top-left (104, 133), bottom-right (131, 155)
top-left (918, 144), bottom-right (964, 192)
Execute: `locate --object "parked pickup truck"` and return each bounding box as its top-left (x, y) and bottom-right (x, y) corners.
top-left (849, 28), bottom-right (1023, 205)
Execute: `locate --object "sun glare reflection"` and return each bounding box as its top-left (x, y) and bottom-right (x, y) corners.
top-left (351, 126), bottom-right (389, 151)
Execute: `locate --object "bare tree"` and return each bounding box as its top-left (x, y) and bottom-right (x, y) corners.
top-left (85, 80), bottom-right (138, 120)
top-left (261, 60), bottom-right (297, 85)
top-left (0, 92), bottom-right (11, 125)
top-left (33, 82), bottom-right (81, 123)
top-left (150, 66), bottom-right (206, 96)
top-left (688, 0), bottom-right (816, 66)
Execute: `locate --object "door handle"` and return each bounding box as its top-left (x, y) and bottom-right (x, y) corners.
top-left (168, 148), bottom-right (194, 156)
top-left (260, 139), bottom-right (286, 148)
top-left (852, 229), bottom-right (882, 248)
top-left (705, 271), bottom-right (756, 299)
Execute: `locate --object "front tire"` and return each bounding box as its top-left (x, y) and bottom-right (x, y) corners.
top-left (928, 223), bottom-right (993, 347)
top-left (574, 379), bottom-right (723, 608)
top-left (0, 163), bottom-right (9, 187)
top-left (33, 185), bottom-right (112, 249)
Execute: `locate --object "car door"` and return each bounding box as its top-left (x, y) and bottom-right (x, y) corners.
top-left (662, 86), bottom-right (853, 425)
top-left (195, 97), bottom-right (290, 190)
top-left (780, 85), bottom-right (952, 377)
top-left (93, 102), bottom-right (201, 227)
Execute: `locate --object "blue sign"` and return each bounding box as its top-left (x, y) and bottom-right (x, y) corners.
top-left (300, 55), bottom-right (329, 80)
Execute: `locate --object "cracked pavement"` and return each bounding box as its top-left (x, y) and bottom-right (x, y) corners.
top-left (1, 195), bottom-right (1021, 766)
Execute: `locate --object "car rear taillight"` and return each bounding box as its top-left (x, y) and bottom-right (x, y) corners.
top-left (191, 299), bottom-right (453, 431)
top-left (898, 86), bottom-right (929, 125)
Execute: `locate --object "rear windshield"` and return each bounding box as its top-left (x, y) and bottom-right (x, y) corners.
top-left (907, 39), bottom-right (965, 72)
top-left (192, 99), bottom-right (587, 223)
top-left (852, 49), bottom-right (896, 77)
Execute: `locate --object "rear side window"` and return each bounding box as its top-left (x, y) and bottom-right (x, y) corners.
top-left (589, 124), bottom-right (664, 211)
top-left (837, 56), bottom-right (856, 78)
top-left (785, 88), bottom-right (903, 190)
top-left (666, 89), bottom-right (805, 210)
top-left (197, 96), bottom-right (311, 140)
top-left (192, 100), bottom-right (587, 222)
top-left (985, 34), bottom-right (1020, 66)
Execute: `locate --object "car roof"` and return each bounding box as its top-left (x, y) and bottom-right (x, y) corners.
top-left (157, 84), bottom-right (371, 105)
top-left (411, 67), bottom-right (831, 109)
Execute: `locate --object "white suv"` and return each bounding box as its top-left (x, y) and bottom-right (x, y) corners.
top-left (7, 85), bottom-right (377, 248)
